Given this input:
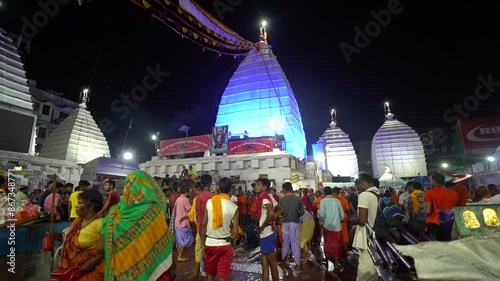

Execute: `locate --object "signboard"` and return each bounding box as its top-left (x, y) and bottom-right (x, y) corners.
top-left (210, 125), bottom-right (229, 153)
top-left (228, 137), bottom-right (274, 155)
top-left (458, 117), bottom-right (500, 151)
top-left (159, 135), bottom-right (211, 156)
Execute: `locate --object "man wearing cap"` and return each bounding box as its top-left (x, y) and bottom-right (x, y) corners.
top-left (15, 185), bottom-right (29, 201)
top-left (279, 182), bottom-right (304, 272)
top-left (97, 179), bottom-right (120, 218)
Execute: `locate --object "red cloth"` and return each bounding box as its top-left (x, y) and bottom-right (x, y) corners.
top-left (391, 193), bottom-right (399, 205)
top-left (204, 245), bottom-right (233, 279)
top-left (257, 192), bottom-right (275, 231)
top-left (272, 194), bottom-right (280, 204)
top-left (323, 228), bottom-right (345, 259)
top-left (454, 184), bottom-right (471, 205)
top-left (194, 191), bottom-right (214, 232)
top-left (107, 190), bottom-right (120, 208)
top-left (168, 192), bottom-right (181, 214)
top-left (302, 194), bottom-right (318, 213)
top-left (156, 270), bottom-right (169, 281)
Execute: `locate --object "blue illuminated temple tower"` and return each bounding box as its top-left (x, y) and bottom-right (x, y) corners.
top-left (214, 40), bottom-right (307, 159)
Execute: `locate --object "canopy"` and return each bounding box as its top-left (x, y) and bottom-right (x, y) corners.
top-left (378, 167), bottom-right (406, 187)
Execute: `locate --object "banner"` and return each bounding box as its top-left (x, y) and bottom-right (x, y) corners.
top-left (159, 135), bottom-right (211, 156)
top-left (210, 125), bottom-right (229, 153)
top-left (458, 116), bottom-right (500, 151)
top-left (228, 137), bottom-right (274, 155)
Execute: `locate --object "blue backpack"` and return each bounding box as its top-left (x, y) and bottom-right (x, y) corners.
top-left (369, 191), bottom-right (406, 239)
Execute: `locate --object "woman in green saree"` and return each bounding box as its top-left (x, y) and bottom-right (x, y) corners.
top-left (102, 170), bottom-right (175, 281)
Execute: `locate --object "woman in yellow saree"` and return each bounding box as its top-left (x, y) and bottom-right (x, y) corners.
top-left (300, 210), bottom-right (315, 260)
top-left (54, 189), bottom-right (105, 281)
top-left (102, 170), bottom-right (175, 281)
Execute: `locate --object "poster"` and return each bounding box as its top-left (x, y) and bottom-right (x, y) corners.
top-left (210, 125), bottom-right (229, 153)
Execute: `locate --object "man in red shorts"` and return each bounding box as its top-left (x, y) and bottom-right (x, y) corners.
top-left (201, 177), bottom-right (239, 281)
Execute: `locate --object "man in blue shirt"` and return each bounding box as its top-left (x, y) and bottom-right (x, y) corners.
top-left (318, 186), bottom-right (345, 271)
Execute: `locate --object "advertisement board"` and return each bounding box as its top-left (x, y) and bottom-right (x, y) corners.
top-left (159, 135), bottom-right (211, 156)
top-left (228, 137), bottom-right (274, 154)
top-left (458, 117), bottom-right (500, 151)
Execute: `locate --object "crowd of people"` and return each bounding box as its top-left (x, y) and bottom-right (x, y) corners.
top-left (160, 175), bottom-right (357, 281)
top-left (51, 171), bottom-right (176, 281)
top-left (29, 169), bottom-right (498, 281)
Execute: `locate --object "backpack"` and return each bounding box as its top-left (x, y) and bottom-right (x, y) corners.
top-left (368, 191), bottom-right (406, 239)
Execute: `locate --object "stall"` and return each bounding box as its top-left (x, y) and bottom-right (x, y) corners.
top-left (0, 219), bottom-right (71, 281)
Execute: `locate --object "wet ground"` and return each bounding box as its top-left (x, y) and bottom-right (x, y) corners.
top-left (172, 236), bottom-right (359, 281)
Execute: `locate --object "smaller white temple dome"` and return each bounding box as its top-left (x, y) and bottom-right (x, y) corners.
top-left (371, 103), bottom-right (427, 178)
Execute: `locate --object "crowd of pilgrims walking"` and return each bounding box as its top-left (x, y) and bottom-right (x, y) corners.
top-left (38, 167), bottom-right (500, 281)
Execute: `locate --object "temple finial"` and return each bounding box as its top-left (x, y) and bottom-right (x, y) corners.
top-left (79, 88), bottom-right (89, 108)
top-left (330, 109), bottom-right (337, 127)
top-left (385, 101), bottom-right (394, 120)
top-left (259, 21), bottom-right (268, 43)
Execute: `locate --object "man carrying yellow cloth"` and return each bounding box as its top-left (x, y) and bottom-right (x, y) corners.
top-left (201, 177), bottom-right (239, 281)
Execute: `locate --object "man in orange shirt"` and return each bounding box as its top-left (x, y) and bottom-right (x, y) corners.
top-left (248, 189), bottom-right (258, 225)
top-left (314, 190), bottom-right (323, 209)
top-left (238, 190), bottom-right (249, 226)
top-left (424, 173), bottom-right (458, 241)
top-left (332, 187), bottom-right (350, 251)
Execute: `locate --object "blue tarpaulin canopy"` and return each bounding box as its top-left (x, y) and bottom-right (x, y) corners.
top-left (411, 176), bottom-right (431, 187)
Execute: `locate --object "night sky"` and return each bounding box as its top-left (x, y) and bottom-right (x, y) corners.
top-left (1, 0), bottom-right (499, 163)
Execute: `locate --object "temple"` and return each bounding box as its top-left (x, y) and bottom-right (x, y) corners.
top-left (0, 29), bottom-right (37, 154)
top-left (371, 103), bottom-right (427, 178)
top-left (314, 109), bottom-right (359, 177)
top-left (38, 90), bottom-right (111, 164)
top-left (214, 30), bottom-right (307, 159)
